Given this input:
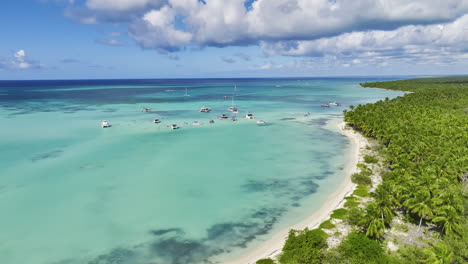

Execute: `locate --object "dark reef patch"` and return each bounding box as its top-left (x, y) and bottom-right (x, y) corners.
top-left (150, 228), bottom-right (184, 236)
top-left (150, 237), bottom-right (220, 264)
top-left (88, 248), bottom-right (137, 264)
top-left (280, 117), bottom-right (296, 121)
top-left (31, 149), bottom-right (63, 162)
top-left (241, 179), bottom-right (290, 193)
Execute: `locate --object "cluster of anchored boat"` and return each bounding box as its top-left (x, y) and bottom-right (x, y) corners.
top-left (320, 101), bottom-right (342, 107)
top-left (100, 106), bottom-right (264, 129)
top-left (101, 85), bottom-right (266, 129)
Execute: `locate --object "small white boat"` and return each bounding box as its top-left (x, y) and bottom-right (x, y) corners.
top-left (231, 117), bottom-right (237, 121)
top-left (141, 107), bottom-right (151, 112)
top-left (228, 96), bottom-right (238, 113)
top-left (227, 106), bottom-right (238, 113)
top-left (328, 101), bottom-right (341, 106)
top-left (192, 121), bottom-right (202, 125)
top-left (171, 124), bottom-right (179, 129)
top-left (246, 113), bottom-right (254, 119)
top-left (199, 106), bottom-right (211, 112)
top-left (234, 85), bottom-right (238, 92)
top-left (321, 104), bottom-right (330, 107)
top-left (256, 120), bottom-right (266, 124)
top-left (101, 120), bottom-right (110, 128)
top-left (153, 118), bottom-right (161, 123)
top-left (184, 88), bottom-right (190, 97)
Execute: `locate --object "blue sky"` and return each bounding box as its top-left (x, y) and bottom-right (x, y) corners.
top-left (1, 0), bottom-right (468, 80)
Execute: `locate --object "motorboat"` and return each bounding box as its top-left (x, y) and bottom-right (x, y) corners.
top-left (256, 120), bottom-right (266, 124)
top-left (192, 121), bottom-right (202, 125)
top-left (101, 120), bottom-right (110, 128)
top-left (328, 101), bottom-right (341, 106)
top-left (209, 120), bottom-right (215, 123)
top-left (227, 106), bottom-right (238, 113)
top-left (171, 124), bottom-right (179, 129)
top-left (199, 106), bottom-right (211, 112)
top-left (321, 104), bottom-right (330, 107)
top-left (153, 118), bottom-right (161, 123)
top-left (246, 113), bottom-right (254, 119)
top-left (141, 107), bottom-right (151, 112)
top-left (231, 117), bottom-right (237, 121)
top-left (220, 114), bottom-right (229, 119)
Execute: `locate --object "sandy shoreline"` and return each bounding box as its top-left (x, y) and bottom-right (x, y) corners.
top-left (225, 120), bottom-right (368, 264)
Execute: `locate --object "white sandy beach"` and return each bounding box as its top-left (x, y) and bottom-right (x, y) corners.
top-left (225, 120), bottom-right (368, 264)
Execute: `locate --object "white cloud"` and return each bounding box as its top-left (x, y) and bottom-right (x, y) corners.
top-left (66, 0), bottom-right (468, 52)
top-left (1, 50), bottom-right (43, 70)
top-left (128, 6), bottom-right (192, 51)
top-left (260, 14), bottom-right (468, 66)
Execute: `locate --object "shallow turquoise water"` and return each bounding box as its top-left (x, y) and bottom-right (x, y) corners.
top-left (0, 78), bottom-right (403, 264)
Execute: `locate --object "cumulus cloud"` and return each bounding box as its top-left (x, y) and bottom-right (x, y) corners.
top-left (1, 50), bottom-right (43, 70)
top-left (261, 14), bottom-right (468, 65)
top-left (64, 0), bottom-right (468, 51)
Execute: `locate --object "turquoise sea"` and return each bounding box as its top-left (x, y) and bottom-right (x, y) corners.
top-left (0, 78), bottom-right (404, 264)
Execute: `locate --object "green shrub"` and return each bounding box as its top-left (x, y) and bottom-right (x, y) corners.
top-left (280, 228), bottom-right (328, 264)
top-left (344, 199), bottom-right (360, 208)
top-left (351, 172), bottom-right (372, 185)
top-left (364, 155), bottom-right (379, 164)
top-left (319, 219), bottom-right (336, 230)
top-left (353, 186), bottom-right (369, 197)
top-left (330, 208), bottom-right (348, 220)
top-left (347, 207), bottom-right (366, 227)
top-left (256, 258), bottom-right (275, 264)
top-left (338, 232), bottom-right (386, 263)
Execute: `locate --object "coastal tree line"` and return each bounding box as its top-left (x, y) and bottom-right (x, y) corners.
top-left (257, 77), bottom-right (468, 264)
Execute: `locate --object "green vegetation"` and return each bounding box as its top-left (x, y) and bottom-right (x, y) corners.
top-left (330, 208), bottom-right (348, 220)
top-left (333, 232), bottom-right (387, 263)
top-left (364, 154), bottom-right (379, 164)
top-left (319, 219), bottom-right (336, 229)
top-left (256, 258), bottom-right (275, 264)
top-left (347, 77), bottom-right (468, 261)
top-left (258, 77), bottom-right (468, 264)
top-left (279, 228), bottom-right (328, 264)
top-left (352, 186), bottom-right (369, 197)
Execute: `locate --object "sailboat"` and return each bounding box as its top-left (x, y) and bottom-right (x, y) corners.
top-left (184, 88), bottom-right (190, 97)
top-left (234, 85), bottom-right (238, 92)
top-left (227, 95), bottom-right (238, 113)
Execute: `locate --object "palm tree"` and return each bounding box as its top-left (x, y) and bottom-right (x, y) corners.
top-left (423, 243), bottom-right (454, 264)
top-left (432, 207), bottom-right (463, 236)
top-left (403, 190), bottom-right (434, 232)
top-left (363, 202), bottom-right (386, 239)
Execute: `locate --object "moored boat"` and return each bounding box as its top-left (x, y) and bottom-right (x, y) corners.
top-left (246, 113), bottom-right (254, 119)
top-left (171, 124), bottom-right (179, 129)
top-left (220, 114), bottom-right (229, 119)
top-left (153, 118), bottom-right (161, 123)
top-left (101, 120), bottom-right (110, 128)
top-left (199, 106), bottom-right (211, 112)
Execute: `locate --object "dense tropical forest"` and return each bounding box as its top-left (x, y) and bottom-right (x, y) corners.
top-left (257, 77), bottom-right (468, 264)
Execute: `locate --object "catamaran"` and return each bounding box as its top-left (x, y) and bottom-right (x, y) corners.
top-left (227, 95), bottom-right (238, 113)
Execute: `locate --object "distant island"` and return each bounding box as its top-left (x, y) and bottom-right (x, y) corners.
top-left (255, 77), bottom-right (468, 264)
